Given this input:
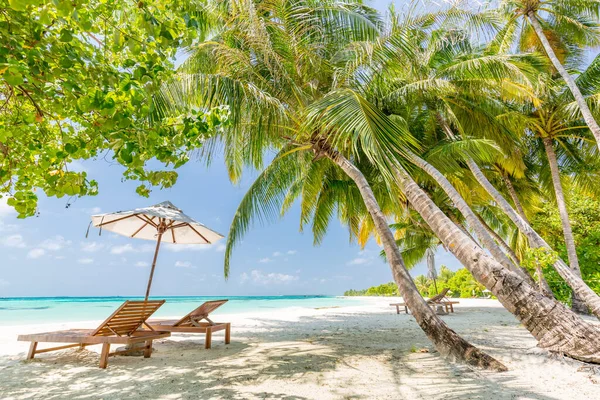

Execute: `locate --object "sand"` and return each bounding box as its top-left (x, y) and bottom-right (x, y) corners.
top-left (0, 298), bottom-right (599, 399)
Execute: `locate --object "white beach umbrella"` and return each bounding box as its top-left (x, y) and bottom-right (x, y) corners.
top-left (90, 201), bottom-right (224, 300)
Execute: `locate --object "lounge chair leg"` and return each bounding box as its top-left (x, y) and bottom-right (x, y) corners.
top-left (225, 323), bottom-right (231, 344)
top-left (395, 305), bottom-right (399, 314)
top-left (99, 343), bottom-right (110, 369)
top-left (27, 342), bottom-right (37, 360)
top-left (205, 327), bottom-right (212, 349)
top-left (404, 305), bottom-right (408, 314)
top-left (144, 340), bottom-right (152, 358)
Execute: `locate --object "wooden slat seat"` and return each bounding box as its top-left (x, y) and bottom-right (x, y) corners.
top-left (17, 300), bottom-right (170, 368)
top-left (391, 289), bottom-right (460, 314)
top-left (146, 300), bottom-right (231, 349)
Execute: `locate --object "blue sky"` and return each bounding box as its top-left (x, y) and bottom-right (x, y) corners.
top-left (7, 0), bottom-right (598, 297)
top-left (0, 1), bottom-right (468, 298)
top-left (0, 148), bottom-right (463, 297)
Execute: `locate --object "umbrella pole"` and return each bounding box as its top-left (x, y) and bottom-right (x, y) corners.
top-left (145, 232), bottom-right (164, 301)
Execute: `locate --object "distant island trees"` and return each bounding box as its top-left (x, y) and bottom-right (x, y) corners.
top-left (345, 266), bottom-right (486, 298)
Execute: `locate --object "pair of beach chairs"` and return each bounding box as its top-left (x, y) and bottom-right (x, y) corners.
top-left (17, 299), bottom-right (231, 369)
top-left (390, 288), bottom-right (460, 314)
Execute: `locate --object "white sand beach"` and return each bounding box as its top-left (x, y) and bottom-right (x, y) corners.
top-left (0, 298), bottom-right (598, 400)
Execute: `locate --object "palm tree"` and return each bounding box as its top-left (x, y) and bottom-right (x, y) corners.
top-left (516, 74), bottom-right (600, 312)
top-left (392, 163), bottom-right (600, 363)
top-left (498, 0), bottom-right (600, 151)
top-left (371, 16), bottom-right (600, 316)
top-left (161, 0), bottom-right (505, 369)
top-left (352, 21), bottom-right (541, 283)
top-left (163, 0), bottom-right (600, 364)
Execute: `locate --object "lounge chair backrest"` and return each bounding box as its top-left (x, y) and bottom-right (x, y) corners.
top-left (174, 299), bottom-right (228, 327)
top-left (427, 288), bottom-right (450, 304)
top-left (92, 300), bottom-right (165, 337)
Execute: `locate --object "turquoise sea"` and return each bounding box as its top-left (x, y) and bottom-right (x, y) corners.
top-left (0, 296), bottom-right (366, 326)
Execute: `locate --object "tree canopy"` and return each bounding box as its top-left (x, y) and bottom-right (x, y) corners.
top-left (0, 0), bottom-right (226, 217)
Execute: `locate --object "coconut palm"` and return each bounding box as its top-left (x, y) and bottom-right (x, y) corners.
top-left (161, 0), bottom-right (600, 364)
top-left (498, 0), bottom-right (600, 151)
top-left (517, 80), bottom-right (600, 312)
top-left (159, 0), bottom-right (504, 369)
top-left (349, 21), bottom-right (542, 282)
top-left (362, 14), bottom-right (600, 316)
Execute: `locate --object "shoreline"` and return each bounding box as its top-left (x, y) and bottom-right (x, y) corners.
top-left (1, 298), bottom-right (598, 399)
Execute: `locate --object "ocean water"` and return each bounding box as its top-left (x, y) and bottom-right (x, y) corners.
top-left (0, 296), bottom-right (367, 326)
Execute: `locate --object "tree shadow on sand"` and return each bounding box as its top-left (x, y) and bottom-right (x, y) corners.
top-left (0, 307), bottom-right (585, 399)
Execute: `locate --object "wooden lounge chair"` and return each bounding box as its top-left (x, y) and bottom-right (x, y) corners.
top-left (146, 299), bottom-right (231, 349)
top-left (390, 288), bottom-right (459, 314)
top-left (427, 288), bottom-right (460, 313)
top-left (17, 300), bottom-right (170, 368)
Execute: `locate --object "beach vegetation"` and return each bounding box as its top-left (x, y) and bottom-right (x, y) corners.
top-left (0, 0), bottom-right (227, 217)
top-left (345, 267), bottom-right (486, 299)
top-left (3, 0), bottom-right (600, 368)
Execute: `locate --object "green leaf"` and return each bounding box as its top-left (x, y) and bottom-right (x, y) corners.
top-left (8, 0), bottom-right (27, 11)
top-left (3, 69), bottom-right (24, 86)
top-left (59, 29), bottom-right (73, 42)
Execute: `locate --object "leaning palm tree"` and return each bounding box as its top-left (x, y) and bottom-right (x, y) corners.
top-left (498, 0), bottom-right (600, 151)
top-left (511, 72), bottom-right (600, 312)
top-left (160, 0), bottom-right (505, 369)
top-left (350, 20), bottom-right (543, 283)
top-left (363, 15), bottom-right (600, 316)
top-left (163, 0), bottom-right (600, 364)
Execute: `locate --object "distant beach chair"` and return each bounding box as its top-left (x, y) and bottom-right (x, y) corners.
top-left (427, 288), bottom-right (460, 313)
top-left (390, 288), bottom-right (460, 314)
top-left (146, 299), bottom-right (231, 349)
top-left (17, 300), bottom-right (170, 369)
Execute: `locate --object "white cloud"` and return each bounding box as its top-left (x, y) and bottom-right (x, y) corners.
top-left (165, 243), bottom-right (213, 252)
top-left (0, 279), bottom-right (9, 287)
top-left (272, 251), bottom-right (282, 257)
top-left (0, 198), bottom-right (15, 218)
top-left (111, 244), bottom-right (135, 254)
top-left (0, 220), bottom-right (18, 232)
top-left (110, 243), bottom-right (153, 254)
top-left (347, 257), bottom-right (369, 266)
top-left (67, 160), bottom-right (88, 173)
top-left (89, 207), bottom-right (102, 214)
top-left (287, 250), bottom-right (297, 255)
top-left (1, 234), bottom-right (26, 248)
top-left (259, 257), bottom-right (272, 263)
top-left (241, 269), bottom-right (298, 285)
top-left (40, 235), bottom-right (71, 251)
top-left (174, 260), bottom-right (194, 268)
top-left (215, 244), bottom-right (226, 252)
top-left (80, 241), bottom-right (104, 252)
top-left (27, 248), bottom-right (46, 259)
top-left (77, 258), bottom-right (94, 264)
top-left (135, 261), bottom-right (149, 267)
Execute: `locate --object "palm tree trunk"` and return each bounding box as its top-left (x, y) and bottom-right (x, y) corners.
top-left (321, 146), bottom-right (506, 371)
top-left (527, 12), bottom-right (600, 152)
top-left (466, 158), bottom-right (600, 318)
top-left (395, 166), bottom-right (600, 363)
top-left (475, 214), bottom-right (519, 264)
top-left (501, 173), bottom-right (529, 223)
top-left (476, 213), bottom-right (555, 297)
top-left (542, 137), bottom-right (588, 314)
top-left (408, 152), bottom-right (537, 286)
